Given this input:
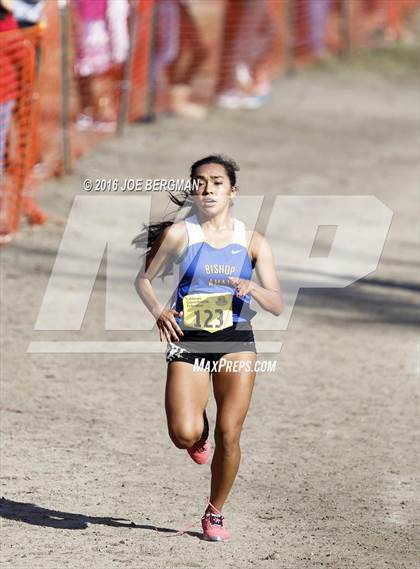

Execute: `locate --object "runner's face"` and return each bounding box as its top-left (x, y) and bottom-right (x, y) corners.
top-left (191, 163), bottom-right (236, 216)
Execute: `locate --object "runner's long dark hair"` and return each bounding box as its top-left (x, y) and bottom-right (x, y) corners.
top-left (132, 154), bottom-right (240, 279)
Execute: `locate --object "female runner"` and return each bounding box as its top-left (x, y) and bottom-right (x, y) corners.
top-left (134, 155), bottom-right (283, 541)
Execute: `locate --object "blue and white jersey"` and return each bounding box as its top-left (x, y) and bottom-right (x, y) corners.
top-left (170, 214), bottom-right (257, 332)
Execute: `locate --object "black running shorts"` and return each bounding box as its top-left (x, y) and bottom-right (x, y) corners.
top-left (165, 321), bottom-right (257, 366)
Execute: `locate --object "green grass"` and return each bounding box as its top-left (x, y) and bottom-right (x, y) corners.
top-left (310, 43), bottom-right (419, 79)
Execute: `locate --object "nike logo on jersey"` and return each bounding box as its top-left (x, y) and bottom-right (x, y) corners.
top-left (231, 249), bottom-right (242, 254)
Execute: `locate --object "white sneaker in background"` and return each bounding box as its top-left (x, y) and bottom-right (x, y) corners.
top-left (235, 63), bottom-right (253, 89)
top-left (75, 114), bottom-right (94, 131)
top-left (217, 89), bottom-right (268, 110)
top-left (92, 120), bottom-right (117, 133)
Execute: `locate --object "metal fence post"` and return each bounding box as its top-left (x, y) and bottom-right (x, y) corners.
top-left (117, 0), bottom-right (138, 136)
top-left (340, 0), bottom-right (351, 57)
top-left (285, 0), bottom-right (295, 76)
top-left (58, 0), bottom-right (71, 174)
top-left (138, 0), bottom-right (158, 123)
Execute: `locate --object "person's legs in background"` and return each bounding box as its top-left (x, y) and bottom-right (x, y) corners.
top-left (308, 0), bottom-right (330, 58)
top-left (217, 0), bottom-right (277, 108)
top-left (152, 0), bottom-right (180, 114)
top-left (0, 99), bottom-right (15, 179)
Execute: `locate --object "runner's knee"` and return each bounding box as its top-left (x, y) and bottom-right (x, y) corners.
top-left (168, 422), bottom-right (202, 449)
top-left (214, 426), bottom-right (241, 456)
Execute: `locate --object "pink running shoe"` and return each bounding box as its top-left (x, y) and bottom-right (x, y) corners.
top-left (201, 502), bottom-right (230, 542)
top-left (187, 411), bottom-right (210, 464)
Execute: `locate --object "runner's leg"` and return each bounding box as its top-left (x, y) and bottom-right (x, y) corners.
top-left (209, 352), bottom-right (257, 511)
top-left (165, 360), bottom-right (211, 449)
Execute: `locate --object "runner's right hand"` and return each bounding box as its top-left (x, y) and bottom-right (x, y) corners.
top-left (156, 308), bottom-right (184, 342)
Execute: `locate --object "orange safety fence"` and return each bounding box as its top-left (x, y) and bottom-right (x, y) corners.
top-left (128, 0), bottom-right (155, 121)
top-left (0, 24), bottom-right (47, 243)
top-left (386, 0), bottom-right (419, 39)
top-left (290, 0), bottom-right (419, 66)
top-left (0, 0), bottom-right (419, 244)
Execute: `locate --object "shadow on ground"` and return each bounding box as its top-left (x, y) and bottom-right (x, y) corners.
top-left (0, 497), bottom-right (202, 539)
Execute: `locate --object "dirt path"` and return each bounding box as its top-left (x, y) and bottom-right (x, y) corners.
top-left (1, 51), bottom-right (419, 568)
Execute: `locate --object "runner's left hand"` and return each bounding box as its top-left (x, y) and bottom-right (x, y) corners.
top-left (228, 276), bottom-right (255, 298)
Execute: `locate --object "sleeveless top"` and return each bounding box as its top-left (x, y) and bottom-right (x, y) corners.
top-left (170, 214), bottom-right (257, 333)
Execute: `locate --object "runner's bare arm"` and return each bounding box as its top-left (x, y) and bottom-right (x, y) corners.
top-left (134, 223), bottom-right (186, 319)
top-left (249, 231), bottom-right (283, 316)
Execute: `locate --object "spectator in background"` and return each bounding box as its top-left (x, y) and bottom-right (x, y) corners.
top-left (167, 0), bottom-right (208, 118)
top-left (167, 0), bottom-right (207, 87)
top-left (13, 0), bottom-right (44, 28)
top-left (0, 0), bottom-right (47, 229)
top-left (12, 0), bottom-right (45, 188)
top-left (153, 0), bottom-right (208, 119)
top-left (217, 0), bottom-right (278, 109)
top-left (308, 0), bottom-right (330, 58)
top-left (0, 0), bottom-right (18, 180)
top-left (293, 0), bottom-right (331, 60)
top-left (71, 0), bottom-right (129, 132)
top-left (152, 0), bottom-right (179, 113)
top-left (153, 0), bottom-right (178, 80)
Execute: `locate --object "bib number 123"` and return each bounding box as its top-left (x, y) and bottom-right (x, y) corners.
top-left (182, 292), bottom-right (233, 333)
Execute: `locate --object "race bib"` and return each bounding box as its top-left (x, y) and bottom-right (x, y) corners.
top-left (183, 292), bottom-right (233, 333)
